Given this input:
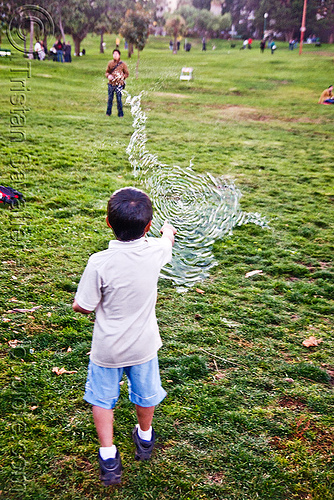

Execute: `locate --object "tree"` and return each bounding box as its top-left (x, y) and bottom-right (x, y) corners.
top-left (174, 5), bottom-right (231, 37)
top-left (56, 0), bottom-right (106, 55)
top-left (120, 4), bottom-right (151, 78)
top-left (195, 9), bottom-right (213, 35)
top-left (1, 0), bottom-right (26, 38)
top-left (316, 0), bottom-right (334, 42)
top-left (93, 0), bottom-right (114, 54)
top-left (192, 0), bottom-right (211, 10)
top-left (219, 0), bottom-right (252, 37)
top-left (176, 5), bottom-right (198, 30)
top-left (3, 1), bottom-right (54, 55)
top-left (0, 1), bottom-right (13, 46)
top-left (94, 0), bottom-right (137, 53)
top-left (165, 14), bottom-right (187, 54)
top-left (195, 9), bottom-right (230, 36)
top-left (253, 0), bottom-right (319, 41)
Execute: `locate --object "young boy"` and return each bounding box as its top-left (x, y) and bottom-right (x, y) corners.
top-left (73, 187), bottom-right (176, 485)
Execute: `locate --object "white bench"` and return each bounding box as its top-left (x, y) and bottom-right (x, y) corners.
top-left (180, 67), bottom-right (193, 81)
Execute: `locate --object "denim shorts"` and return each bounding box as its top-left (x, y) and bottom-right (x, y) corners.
top-left (83, 356), bottom-right (167, 410)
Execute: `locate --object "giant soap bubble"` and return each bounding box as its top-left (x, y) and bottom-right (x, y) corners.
top-left (125, 92), bottom-right (268, 287)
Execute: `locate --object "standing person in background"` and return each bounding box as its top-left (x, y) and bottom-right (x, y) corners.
top-left (270, 40), bottom-right (277, 54)
top-left (34, 40), bottom-right (41, 59)
top-left (202, 37), bottom-right (206, 51)
top-left (54, 39), bottom-right (64, 62)
top-left (116, 37), bottom-right (120, 49)
top-left (241, 39), bottom-right (248, 50)
top-left (64, 43), bottom-right (72, 63)
top-left (260, 39), bottom-right (266, 53)
top-left (39, 40), bottom-right (46, 60)
top-left (105, 49), bottom-right (129, 117)
top-left (34, 40), bottom-right (46, 60)
top-left (248, 37), bottom-right (253, 49)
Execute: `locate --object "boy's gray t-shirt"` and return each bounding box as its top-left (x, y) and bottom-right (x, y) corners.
top-left (75, 236), bottom-right (172, 368)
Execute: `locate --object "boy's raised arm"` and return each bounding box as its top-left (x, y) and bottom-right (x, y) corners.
top-left (160, 222), bottom-right (177, 246)
top-left (72, 299), bottom-right (93, 315)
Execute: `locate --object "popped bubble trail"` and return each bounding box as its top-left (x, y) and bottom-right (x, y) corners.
top-left (124, 91), bottom-right (269, 289)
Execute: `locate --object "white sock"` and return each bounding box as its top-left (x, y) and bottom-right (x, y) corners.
top-left (136, 423), bottom-right (152, 441)
top-left (99, 445), bottom-right (117, 460)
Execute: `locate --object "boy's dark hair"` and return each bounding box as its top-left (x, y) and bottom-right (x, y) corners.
top-left (113, 49), bottom-right (121, 56)
top-left (107, 187), bottom-right (153, 241)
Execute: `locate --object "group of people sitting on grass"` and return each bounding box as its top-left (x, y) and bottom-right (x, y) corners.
top-left (33, 39), bottom-right (73, 62)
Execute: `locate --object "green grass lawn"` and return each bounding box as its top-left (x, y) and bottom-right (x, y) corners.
top-left (0, 34), bottom-right (334, 499)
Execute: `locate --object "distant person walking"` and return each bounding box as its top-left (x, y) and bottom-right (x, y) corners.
top-left (202, 37), bottom-right (206, 51)
top-left (270, 40), bottom-right (277, 54)
top-left (105, 49), bottom-right (129, 117)
top-left (260, 39), bottom-right (266, 53)
top-left (241, 39), bottom-right (248, 50)
top-left (318, 84), bottom-right (334, 104)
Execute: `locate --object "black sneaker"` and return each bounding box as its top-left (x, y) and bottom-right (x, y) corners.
top-left (132, 426), bottom-right (156, 461)
top-left (98, 450), bottom-right (122, 485)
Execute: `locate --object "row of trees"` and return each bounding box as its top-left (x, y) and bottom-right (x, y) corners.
top-left (1, 0), bottom-right (155, 76)
top-left (169, 5), bottom-right (231, 38)
top-left (1, 0), bottom-right (152, 56)
top-left (2, 0), bottom-right (334, 59)
top-left (191, 0), bottom-right (334, 42)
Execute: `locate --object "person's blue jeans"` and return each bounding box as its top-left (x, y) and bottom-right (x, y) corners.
top-left (106, 84), bottom-right (124, 117)
top-left (57, 50), bottom-right (63, 62)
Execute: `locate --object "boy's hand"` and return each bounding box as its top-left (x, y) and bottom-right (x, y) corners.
top-left (160, 222), bottom-right (177, 246)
